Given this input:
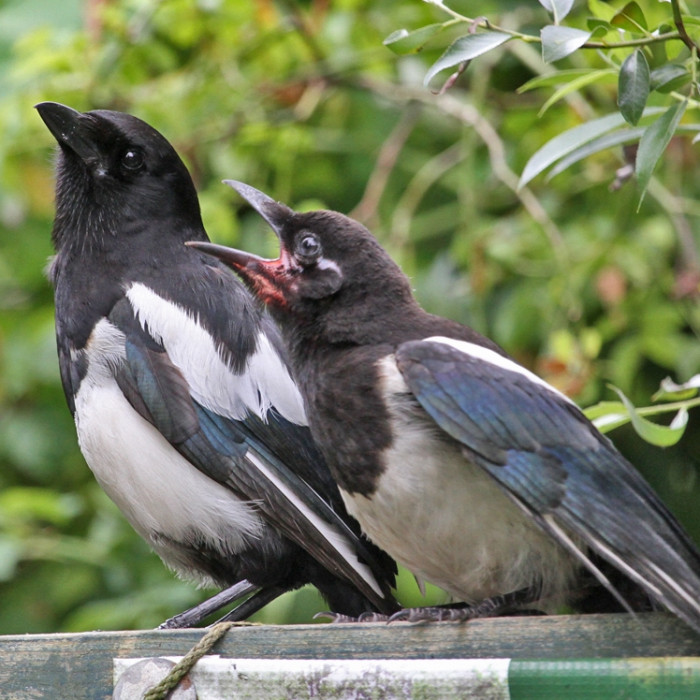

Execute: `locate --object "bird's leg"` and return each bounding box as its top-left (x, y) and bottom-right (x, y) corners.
top-left (214, 584), bottom-right (288, 623)
top-left (158, 580), bottom-right (260, 629)
top-left (316, 587), bottom-right (543, 624)
top-left (387, 586), bottom-right (544, 623)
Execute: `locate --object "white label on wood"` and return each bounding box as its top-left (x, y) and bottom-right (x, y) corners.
top-left (114, 656), bottom-right (512, 699)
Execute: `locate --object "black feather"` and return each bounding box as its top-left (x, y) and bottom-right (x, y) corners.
top-left (194, 184), bottom-right (700, 633)
top-left (37, 102), bottom-right (397, 623)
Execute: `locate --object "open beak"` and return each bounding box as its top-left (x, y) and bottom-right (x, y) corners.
top-left (35, 102), bottom-right (101, 162)
top-left (222, 180), bottom-right (293, 238)
top-left (185, 240), bottom-right (274, 272)
top-left (187, 181), bottom-right (297, 306)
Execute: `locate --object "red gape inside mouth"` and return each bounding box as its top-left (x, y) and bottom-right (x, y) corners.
top-left (185, 240), bottom-right (299, 309)
top-left (241, 254), bottom-right (297, 309)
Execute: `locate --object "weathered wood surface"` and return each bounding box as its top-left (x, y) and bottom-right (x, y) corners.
top-left (114, 657), bottom-right (514, 700)
top-left (1, 613), bottom-right (699, 700)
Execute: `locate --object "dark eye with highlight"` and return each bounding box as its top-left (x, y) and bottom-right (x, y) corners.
top-left (120, 148), bottom-right (145, 172)
top-left (295, 232), bottom-right (322, 264)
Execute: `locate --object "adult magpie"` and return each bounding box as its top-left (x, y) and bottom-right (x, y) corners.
top-left (35, 102), bottom-right (397, 626)
top-left (190, 181), bottom-right (700, 631)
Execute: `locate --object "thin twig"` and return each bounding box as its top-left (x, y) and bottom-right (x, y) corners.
top-left (389, 142), bottom-right (465, 251)
top-left (350, 105), bottom-right (422, 226)
top-left (277, 0), bottom-right (328, 65)
top-left (424, 0), bottom-right (686, 51)
top-left (582, 33), bottom-right (683, 50)
top-left (671, 0), bottom-right (700, 53)
top-left (357, 77), bottom-right (568, 265)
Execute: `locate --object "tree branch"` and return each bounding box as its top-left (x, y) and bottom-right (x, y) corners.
top-left (671, 0), bottom-right (700, 54)
top-left (356, 77), bottom-right (568, 265)
top-left (350, 105), bottom-right (422, 226)
top-left (389, 141), bottom-right (465, 251)
top-left (424, 0), bottom-right (687, 51)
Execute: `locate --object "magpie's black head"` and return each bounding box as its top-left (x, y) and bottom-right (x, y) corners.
top-left (188, 181), bottom-right (417, 344)
top-left (36, 102), bottom-right (203, 253)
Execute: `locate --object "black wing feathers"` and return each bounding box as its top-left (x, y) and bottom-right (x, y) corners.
top-left (122, 340), bottom-right (200, 444)
top-left (108, 299), bottom-right (394, 612)
top-left (397, 339), bottom-right (700, 630)
top-left (185, 405), bottom-right (394, 600)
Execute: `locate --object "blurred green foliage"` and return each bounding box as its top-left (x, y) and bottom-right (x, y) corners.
top-left (0, 0), bottom-right (698, 633)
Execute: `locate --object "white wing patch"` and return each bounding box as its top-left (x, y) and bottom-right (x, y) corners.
top-left (77, 319), bottom-right (264, 583)
top-left (340, 355), bottom-right (579, 607)
top-left (424, 336), bottom-right (574, 404)
top-left (122, 285), bottom-right (383, 596)
top-left (246, 449), bottom-right (384, 598)
top-left (125, 283), bottom-right (307, 424)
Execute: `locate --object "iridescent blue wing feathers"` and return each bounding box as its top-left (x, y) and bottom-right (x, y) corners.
top-left (397, 337), bottom-right (700, 631)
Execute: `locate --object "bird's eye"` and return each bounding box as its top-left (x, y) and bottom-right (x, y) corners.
top-left (120, 148), bottom-right (145, 172)
top-left (295, 233), bottom-right (322, 264)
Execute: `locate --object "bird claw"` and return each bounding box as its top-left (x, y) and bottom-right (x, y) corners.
top-left (387, 606), bottom-right (475, 623)
top-left (357, 611), bottom-right (392, 623)
top-left (314, 611), bottom-right (391, 623)
top-left (386, 587), bottom-right (545, 624)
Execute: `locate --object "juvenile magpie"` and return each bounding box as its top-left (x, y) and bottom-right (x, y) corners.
top-left (35, 102), bottom-right (397, 626)
top-left (190, 181), bottom-right (700, 631)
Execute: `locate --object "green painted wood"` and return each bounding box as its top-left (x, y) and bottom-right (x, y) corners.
top-left (509, 658), bottom-right (700, 700)
top-left (0, 614), bottom-right (698, 700)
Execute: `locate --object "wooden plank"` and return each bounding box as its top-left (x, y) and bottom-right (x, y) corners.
top-left (114, 657), bottom-right (514, 699)
top-left (114, 656), bottom-right (700, 700)
top-left (0, 613), bottom-right (698, 700)
top-left (112, 657), bottom-right (700, 700)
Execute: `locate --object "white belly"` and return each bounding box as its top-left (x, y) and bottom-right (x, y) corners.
top-left (340, 357), bottom-right (578, 606)
top-left (75, 319), bottom-right (264, 584)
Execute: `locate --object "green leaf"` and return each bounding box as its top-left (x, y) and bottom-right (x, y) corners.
top-left (587, 18), bottom-right (612, 33)
top-left (539, 69), bottom-right (617, 115)
top-left (539, 0), bottom-right (575, 23)
top-left (541, 25), bottom-right (592, 63)
top-left (520, 107), bottom-right (665, 186)
top-left (520, 111), bottom-right (632, 188)
top-left (648, 33), bottom-right (668, 68)
top-left (584, 400), bottom-right (627, 421)
top-left (636, 100), bottom-right (687, 206)
top-left (383, 24), bottom-right (445, 55)
top-left (618, 50), bottom-right (649, 125)
top-left (610, 386), bottom-right (688, 446)
top-left (584, 400), bottom-right (630, 433)
top-left (547, 126), bottom-right (645, 179)
top-left (518, 69), bottom-right (595, 93)
top-left (653, 375), bottom-right (700, 402)
top-left (682, 16), bottom-right (700, 28)
top-left (587, 0), bottom-right (616, 22)
top-left (650, 64), bottom-right (689, 93)
top-left (424, 32), bottom-right (511, 86)
top-left (611, 1), bottom-right (648, 32)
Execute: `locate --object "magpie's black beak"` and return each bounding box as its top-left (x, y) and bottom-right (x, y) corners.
top-left (188, 181), bottom-right (300, 307)
top-left (188, 239), bottom-right (297, 309)
top-left (35, 101), bottom-right (100, 162)
top-left (186, 240), bottom-right (271, 271)
top-left (222, 180), bottom-right (293, 240)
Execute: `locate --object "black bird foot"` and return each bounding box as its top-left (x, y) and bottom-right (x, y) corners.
top-left (158, 580), bottom-right (265, 629)
top-left (314, 611), bottom-right (391, 623)
top-left (388, 587), bottom-right (545, 624)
